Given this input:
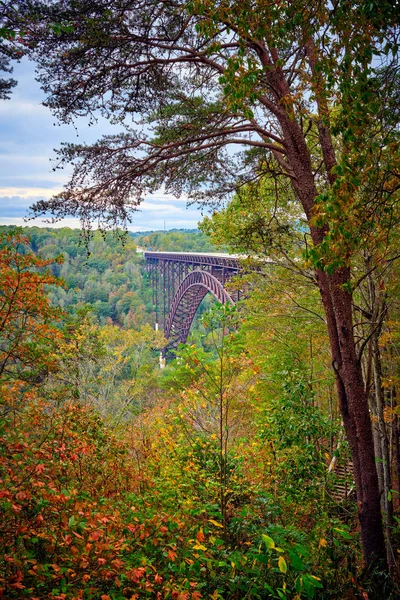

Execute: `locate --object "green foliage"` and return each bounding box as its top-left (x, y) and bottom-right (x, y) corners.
top-left (134, 229), bottom-right (219, 253)
top-left (200, 179), bottom-right (303, 259)
top-left (1, 227), bottom-right (399, 598)
top-left (0, 225), bottom-right (153, 327)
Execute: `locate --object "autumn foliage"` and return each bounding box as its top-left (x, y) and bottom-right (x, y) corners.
top-left (0, 230), bottom-right (62, 381)
top-left (1, 228), bottom-right (399, 599)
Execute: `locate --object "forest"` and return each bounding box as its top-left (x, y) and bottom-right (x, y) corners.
top-left (1, 215), bottom-right (399, 599)
top-left (1, 0), bottom-right (400, 598)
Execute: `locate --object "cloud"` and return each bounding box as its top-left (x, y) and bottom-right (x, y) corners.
top-left (0, 101), bottom-right (49, 117)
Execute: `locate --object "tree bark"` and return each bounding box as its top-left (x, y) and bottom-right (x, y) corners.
top-left (270, 101), bottom-right (387, 566)
top-left (326, 270), bottom-right (386, 565)
top-left (394, 414), bottom-right (400, 498)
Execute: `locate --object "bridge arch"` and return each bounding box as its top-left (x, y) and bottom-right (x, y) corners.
top-left (164, 270), bottom-right (235, 354)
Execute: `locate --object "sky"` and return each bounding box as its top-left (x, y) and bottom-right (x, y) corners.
top-left (0, 59), bottom-right (207, 232)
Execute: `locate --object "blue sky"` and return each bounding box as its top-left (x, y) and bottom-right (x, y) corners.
top-left (0, 59), bottom-right (207, 232)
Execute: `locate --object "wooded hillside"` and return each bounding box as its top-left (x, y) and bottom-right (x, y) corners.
top-left (1, 224), bottom-right (400, 598)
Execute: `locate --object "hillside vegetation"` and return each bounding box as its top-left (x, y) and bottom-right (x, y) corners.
top-left (132, 229), bottom-right (219, 253)
top-left (1, 225), bottom-right (399, 599)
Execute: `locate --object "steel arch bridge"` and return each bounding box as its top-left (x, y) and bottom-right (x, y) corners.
top-left (144, 251), bottom-right (241, 356)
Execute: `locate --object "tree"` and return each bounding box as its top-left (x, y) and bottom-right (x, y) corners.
top-left (56, 318), bottom-right (165, 424)
top-left (0, 229), bottom-right (62, 383)
top-left (19, 0), bottom-right (400, 566)
top-left (0, 2), bottom-right (21, 99)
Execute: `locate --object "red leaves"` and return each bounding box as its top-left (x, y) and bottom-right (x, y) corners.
top-left (15, 490), bottom-right (31, 501)
top-left (171, 591), bottom-right (189, 600)
top-left (8, 569), bottom-right (25, 590)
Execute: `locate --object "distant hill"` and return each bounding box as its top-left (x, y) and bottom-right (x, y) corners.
top-left (129, 228), bottom-right (200, 239)
top-left (0, 225), bottom-right (218, 328)
top-left (133, 229), bottom-right (220, 252)
top-left (0, 226), bottom-right (152, 328)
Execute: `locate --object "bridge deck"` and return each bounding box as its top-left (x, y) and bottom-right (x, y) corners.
top-left (144, 251), bottom-right (241, 269)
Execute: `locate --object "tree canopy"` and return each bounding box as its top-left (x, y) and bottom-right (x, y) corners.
top-left (14, 0), bottom-right (398, 233)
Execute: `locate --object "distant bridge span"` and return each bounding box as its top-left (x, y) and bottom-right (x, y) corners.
top-left (144, 252), bottom-right (241, 356)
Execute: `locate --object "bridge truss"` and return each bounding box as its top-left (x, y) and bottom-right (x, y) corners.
top-left (144, 252), bottom-right (241, 355)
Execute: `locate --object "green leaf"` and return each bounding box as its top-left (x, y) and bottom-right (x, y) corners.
top-left (288, 550), bottom-right (304, 571)
top-left (261, 534), bottom-right (275, 549)
top-left (333, 527), bottom-right (352, 540)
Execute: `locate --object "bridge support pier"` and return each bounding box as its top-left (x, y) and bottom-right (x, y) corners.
top-left (159, 351), bottom-right (166, 369)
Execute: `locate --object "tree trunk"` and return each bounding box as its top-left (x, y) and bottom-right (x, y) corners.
top-left (372, 335), bottom-right (394, 527)
top-left (370, 402), bottom-right (384, 501)
top-left (394, 414), bottom-right (400, 498)
top-left (287, 159), bottom-right (386, 566)
top-left (264, 58), bottom-right (387, 567)
top-left (325, 269), bottom-right (386, 565)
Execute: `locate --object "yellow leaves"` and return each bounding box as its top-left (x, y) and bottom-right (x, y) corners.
top-left (208, 519), bottom-right (224, 528)
top-left (319, 537), bottom-right (327, 548)
top-left (192, 543), bottom-right (207, 551)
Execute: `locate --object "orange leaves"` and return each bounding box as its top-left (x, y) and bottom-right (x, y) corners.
top-left (7, 569), bottom-right (25, 590)
top-left (167, 549), bottom-right (178, 561)
top-left (0, 388), bottom-right (142, 598)
top-left (126, 566), bottom-right (146, 583)
top-left (196, 529), bottom-right (205, 543)
top-left (0, 231), bottom-right (63, 383)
